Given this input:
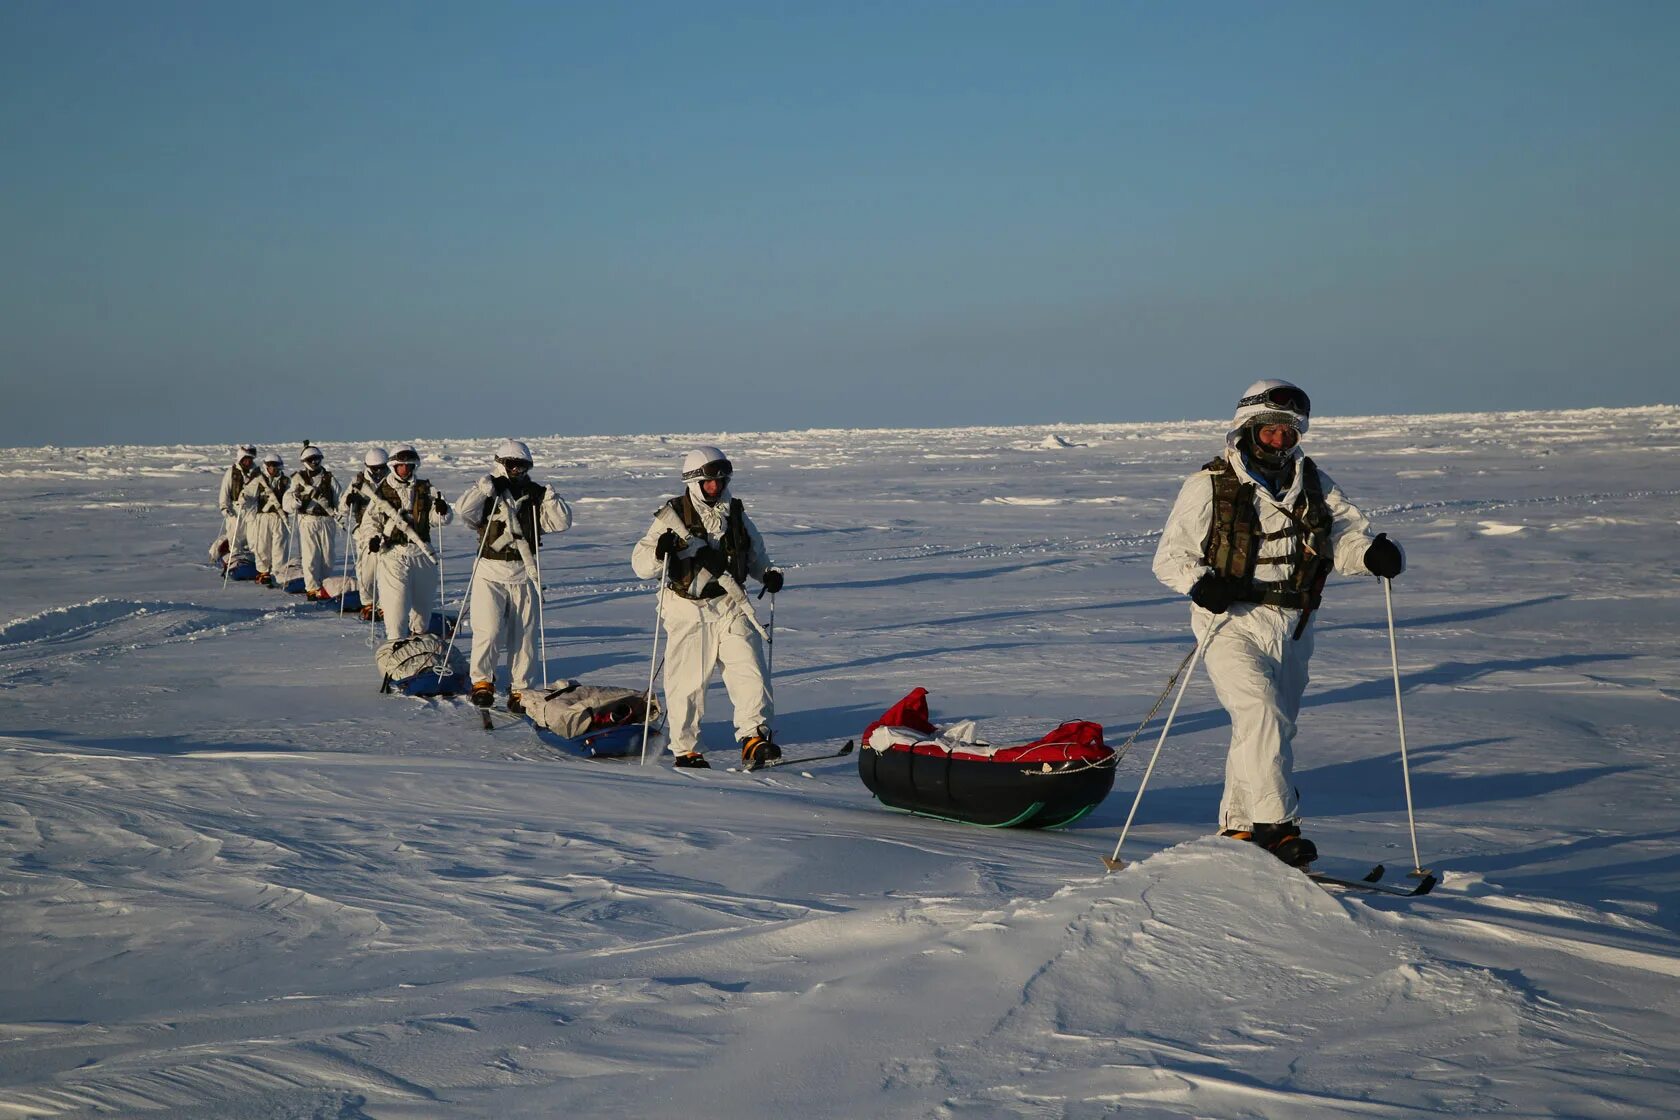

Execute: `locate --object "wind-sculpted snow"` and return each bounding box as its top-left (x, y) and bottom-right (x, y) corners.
top-left (1, 406), bottom-right (1677, 1117)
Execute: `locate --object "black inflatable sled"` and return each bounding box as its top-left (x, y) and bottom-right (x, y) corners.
top-left (857, 688), bottom-right (1115, 828)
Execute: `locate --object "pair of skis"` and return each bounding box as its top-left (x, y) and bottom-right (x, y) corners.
top-left (1102, 848), bottom-right (1438, 898)
top-left (1307, 863), bottom-right (1438, 897)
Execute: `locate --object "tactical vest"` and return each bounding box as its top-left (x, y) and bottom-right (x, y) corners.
top-left (345, 472), bottom-right (378, 526)
top-left (374, 479), bottom-right (433, 547)
top-left (1201, 455), bottom-right (1333, 611)
top-left (293, 470), bottom-right (336, 516)
top-left (252, 472), bottom-right (287, 514)
top-left (665, 493), bottom-right (751, 600)
top-left (476, 477), bottom-right (544, 562)
top-left (227, 465), bottom-right (251, 504)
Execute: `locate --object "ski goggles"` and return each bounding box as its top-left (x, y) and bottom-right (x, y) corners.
top-left (683, 459), bottom-right (733, 482)
top-left (1237, 384), bottom-right (1311, 418)
top-left (497, 458), bottom-right (533, 477)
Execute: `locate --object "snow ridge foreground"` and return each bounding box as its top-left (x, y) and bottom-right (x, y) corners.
top-left (1, 407), bottom-right (1678, 1118)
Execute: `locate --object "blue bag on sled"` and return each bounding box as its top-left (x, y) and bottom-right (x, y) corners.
top-left (209, 537), bottom-right (257, 581)
top-left (376, 634), bottom-right (469, 697)
top-left (321, 575), bottom-right (362, 613)
top-left (523, 681), bottom-right (662, 757)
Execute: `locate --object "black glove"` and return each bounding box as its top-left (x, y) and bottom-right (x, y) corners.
top-left (1364, 533), bottom-right (1404, 579)
top-left (762, 569), bottom-right (784, 595)
top-left (694, 545), bottom-right (727, 577)
top-left (1189, 573), bottom-right (1244, 614)
top-left (366, 534), bottom-right (384, 554)
top-left (346, 493), bottom-right (366, 513)
top-left (433, 495), bottom-right (449, 515)
top-left (654, 529), bottom-right (683, 562)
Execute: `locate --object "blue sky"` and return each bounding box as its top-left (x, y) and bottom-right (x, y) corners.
top-left (3, 1), bottom-right (1675, 447)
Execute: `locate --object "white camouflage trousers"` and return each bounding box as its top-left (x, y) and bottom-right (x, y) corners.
top-left (1197, 608), bottom-right (1314, 832)
top-left (377, 545), bottom-right (439, 641)
top-left (222, 513), bottom-right (249, 555)
top-left (296, 515), bottom-right (334, 593)
top-left (248, 512), bottom-right (289, 576)
top-left (469, 561), bottom-right (540, 694)
top-left (659, 593), bottom-right (772, 757)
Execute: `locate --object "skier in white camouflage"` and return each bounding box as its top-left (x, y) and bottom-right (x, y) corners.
top-left (631, 446), bottom-right (784, 769)
top-left (1152, 380), bottom-right (1405, 867)
top-left (244, 451), bottom-right (292, 587)
top-left (283, 444), bottom-right (341, 601)
top-left (457, 440), bottom-right (573, 713)
top-left (355, 445), bottom-right (453, 640)
top-left (340, 448), bottom-right (389, 620)
top-left (214, 444), bottom-right (259, 564)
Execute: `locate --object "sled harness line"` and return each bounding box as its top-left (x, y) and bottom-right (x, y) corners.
top-left (1044, 642), bottom-right (1199, 778)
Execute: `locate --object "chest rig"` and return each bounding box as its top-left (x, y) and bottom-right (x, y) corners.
top-left (665, 492), bottom-right (751, 600)
top-left (477, 477), bottom-right (544, 562)
top-left (374, 479), bottom-right (434, 546)
top-left (1201, 455), bottom-right (1333, 617)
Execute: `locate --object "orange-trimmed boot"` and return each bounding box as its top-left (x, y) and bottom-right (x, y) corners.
top-left (740, 734), bottom-right (781, 766)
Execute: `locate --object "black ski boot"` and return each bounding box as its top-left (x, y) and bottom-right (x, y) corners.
top-left (740, 734), bottom-right (782, 767)
top-left (470, 681), bottom-right (494, 708)
top-left (1223, 822), bottom-right (1318, 868)
top-left (506, 692), bottom-right (525, 715)
top-left (672, 753), bottom-right (711, 769)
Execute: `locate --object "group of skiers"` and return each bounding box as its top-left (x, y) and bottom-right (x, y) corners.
top-left (215, 438), bottom-right (788, 769)
top-left (216, 443), bottom-right (342, 597)
top-left (211, 379), bottom-right (1406, 865)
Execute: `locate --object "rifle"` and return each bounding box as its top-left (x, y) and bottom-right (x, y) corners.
top-left (651, 506), bottom-right (769, 641)
top-left (361, 485), bottom-right (439, 565)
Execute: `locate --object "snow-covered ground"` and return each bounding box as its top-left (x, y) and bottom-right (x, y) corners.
top-left (2, 406), bottom-right (1678, 1119)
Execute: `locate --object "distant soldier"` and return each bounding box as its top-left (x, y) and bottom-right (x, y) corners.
top-left (243, 451), bottom-right (291, 587)
top-left (284, 444), bottom-right (341, 601)
top-left (457, 440), bottom-right (574, 712)
top-left (341, 447), bottom-right (390, 620)
top-left (214, 444), bottom-right (259, 561)
top-left (355, 445), bottom-right (452, 640)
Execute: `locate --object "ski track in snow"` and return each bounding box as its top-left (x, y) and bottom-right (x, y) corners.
top-left (1, 406), bottom-right (1678, 1118)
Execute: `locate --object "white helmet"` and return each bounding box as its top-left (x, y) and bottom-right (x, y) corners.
top-left (494, 438), bottom-right (534, 481)
top-left (682, 445), bottom-right (730, 480)
top-left (236, 444), bottom-right (257, 463)
top-left (390, 445), bottom-right (419, 477)
top-left (682, 445), bottom-right (732, 506)
top-left (260, 451), bottom-right (283, 472)
top-left (300, 444), bottom-right (323, 463)
top-left (363, 447), bottom-right (389, 467)
top-left (1231, 379), bottom-right (1310, 435)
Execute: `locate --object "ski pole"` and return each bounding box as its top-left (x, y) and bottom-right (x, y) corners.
top-left (534, 519), bottom-right (548, 689)
top-left (1384, 577), bottom-right (1428, 878)
top-left (221, 505), bottom-right (244, 591)
top-left (436, 492), bottom-right (499, 677)
top-left (1103, 620), bottom-right (1223, 871)
top-left (338, 508), bottom-right (352, 614)
top-left (639, 554), bottom-right (669, 766)
top-left (765, 592), bottom-right (776, 736)
top-left (436, 513), bottom-right (447, 624)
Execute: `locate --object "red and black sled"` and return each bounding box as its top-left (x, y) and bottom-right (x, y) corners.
top-left (857, 688), bottom-right (1116, 828)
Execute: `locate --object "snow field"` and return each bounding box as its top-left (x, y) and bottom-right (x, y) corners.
top-left (1, 406), bottom-right (1677, 1117)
